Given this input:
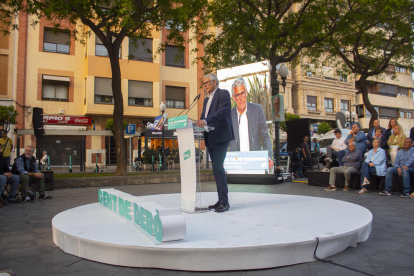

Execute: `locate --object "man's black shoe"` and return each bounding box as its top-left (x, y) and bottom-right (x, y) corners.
top-left (208, 201), bottom-right (220, 210)
top-left (39, 194), bottom-right (53, 199)
top-left (215, 204), bottom-right (230, 213)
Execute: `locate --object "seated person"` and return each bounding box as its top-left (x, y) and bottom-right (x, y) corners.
top-left (40, 151), bottom-right (48, 170)
top-left (387, 124), bottom-right (406, 165)
top-left (359, 138), bottom-right (386, 194)
top-left (380, 138), bottom-right (414, 198)
top-left (325, 141), bottom-right (362, 192)
top-left (291, 148), bottom-right (303, 177)
top-left (367, 127), bottom-right (387, 150)
top-left (12, 145), bottom-right (52, 202)
top-left (337, 124), bottom-right (367, 166)
top-left (323, 128), bottom-right (347, 172)
top-left (0, 144), bottom-right (21, 206)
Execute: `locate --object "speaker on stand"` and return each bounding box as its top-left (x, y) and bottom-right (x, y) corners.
top-left (32, 107), bottom-right (45, 138)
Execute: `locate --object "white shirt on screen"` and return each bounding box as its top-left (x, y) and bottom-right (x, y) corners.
top-left (237, 108), bottom-right (249, 151)
top-left (332, 136), bottom-right (347, 151)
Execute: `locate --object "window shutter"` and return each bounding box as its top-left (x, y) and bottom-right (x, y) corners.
top-left (128, 80), bottom-right (153, 98)
top-left (166, 86), bottom-right (185, 100)
top-left (95, 77), bottom-right (113, 96)
top-left (44, 29), bottom-right (70, 45)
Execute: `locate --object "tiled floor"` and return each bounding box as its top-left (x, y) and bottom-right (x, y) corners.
top-left (1, 180), bottom-right (414, 275)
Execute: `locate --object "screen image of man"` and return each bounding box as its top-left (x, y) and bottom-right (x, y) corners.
top-left (228, 77), bottom-right (273, 170)
top-left (196, 73), bottom-right (234, 213)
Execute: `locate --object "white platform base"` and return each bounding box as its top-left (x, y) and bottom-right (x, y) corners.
top-left (52, 193), bottom-right (372, 271)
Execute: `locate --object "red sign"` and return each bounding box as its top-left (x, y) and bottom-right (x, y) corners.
top-left (43, 115), bottom-right (92, 125)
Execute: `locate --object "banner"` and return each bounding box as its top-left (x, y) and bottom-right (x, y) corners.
top-left (272, 94), bottom-right (285, 122)
top-left (146, 114), bottom-right (168, 130)
top-left (224, 151), bottom-right (269, 173)
top-left (43, 116), bottom-right (92, 125)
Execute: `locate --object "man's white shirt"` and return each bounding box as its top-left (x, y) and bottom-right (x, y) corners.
top-left (237, 107), bottom-right (249, 151)
top-left (332, 136), bottom-right (347, 151)
top-left (204, 88), bottom-right (218, 118)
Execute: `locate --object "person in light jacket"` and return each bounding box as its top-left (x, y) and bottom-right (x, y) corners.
top-left (359, 138), bottom-right (387, 194)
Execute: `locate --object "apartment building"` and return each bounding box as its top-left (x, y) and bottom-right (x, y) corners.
top-left (2, 12), bottom-right (204, 168)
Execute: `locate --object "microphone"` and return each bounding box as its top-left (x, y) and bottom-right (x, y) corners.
top-left (185, 94), bottom-right (201, 115)
top-left (178, 93), bottom-right (201, 116)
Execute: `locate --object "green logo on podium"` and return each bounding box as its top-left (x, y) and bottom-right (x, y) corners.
top-left (168, 115), bottom-right (187, 130)
top-left (183, 149), bottom-right (191, 161)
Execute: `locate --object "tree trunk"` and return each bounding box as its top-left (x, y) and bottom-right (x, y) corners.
top-left (109, 50), bottom-right (127, 176)
top-left (358, 76), bottom-right (378, 129)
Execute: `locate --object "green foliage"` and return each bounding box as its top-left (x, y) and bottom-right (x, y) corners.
top-left (105, 119), bottom-right (127, 134)
top-left (171, 148), bottom-right (179, 163)
top-left (317, 122), bottom-right (332, 134)
top-left (247, 74), bottom-right (271, 122)
top-left (142, 148), bottom-right (157, 164)
top-left (279, 113), bottom-right (301, 133)
top-left (0, 105), bottom-right (18, 132)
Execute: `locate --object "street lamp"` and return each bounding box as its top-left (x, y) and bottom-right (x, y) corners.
top-left (344, 111), bottom-right (350, 128)
top-left (351, 111), bottom-right (356, 126)
top-left (160, 101), bottom-right (166, 171)
top-left (271, 63), bottom-right (289, 168)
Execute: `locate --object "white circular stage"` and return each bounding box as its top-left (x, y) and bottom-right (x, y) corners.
top-left (52, 192), bottom-right (372, 271)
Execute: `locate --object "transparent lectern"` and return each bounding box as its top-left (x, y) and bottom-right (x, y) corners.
top-left (168, 115), bottom-right (213, 213)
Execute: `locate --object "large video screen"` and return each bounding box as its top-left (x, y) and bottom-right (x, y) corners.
top-left (221, 75), bottom-right (275, 174)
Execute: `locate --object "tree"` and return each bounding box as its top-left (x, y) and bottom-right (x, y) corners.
top-left (279, 112), bottom-right (301, 133)
top-left (316, 0), bottom-right (414, 128)
top-left (316, 122), bottom-right (331, 134)
top-left (0, 105), bottom-right (18, 132)
top-left (8, 0), bottom-right (206, 175)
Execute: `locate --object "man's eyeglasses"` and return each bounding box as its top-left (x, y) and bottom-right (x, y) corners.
top-left (202, 80), bottom-right (212, 86)
top-left (234, 91), bottom-right (246, 99)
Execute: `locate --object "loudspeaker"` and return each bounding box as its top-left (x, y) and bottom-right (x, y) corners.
top-left (286, 118), bottom-right (311, 152)
top-left (32, 107), bottom-right (45, 138)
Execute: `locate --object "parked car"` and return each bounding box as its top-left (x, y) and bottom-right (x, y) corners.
top-left (276, 140), bottom-right (315, 162)
top-left (319, 129), bottom-right (352, 163)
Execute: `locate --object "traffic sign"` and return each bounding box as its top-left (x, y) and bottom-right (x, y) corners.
top-left (126, 124), bottom-right (136, 135)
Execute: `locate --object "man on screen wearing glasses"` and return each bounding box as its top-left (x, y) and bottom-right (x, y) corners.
top-left (229, 77), bottom-right (273, 170)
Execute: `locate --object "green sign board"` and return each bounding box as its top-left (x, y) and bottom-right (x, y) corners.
top-left (183, 149), bottom-right (191, 161)
top-left (168, 115), bottom-right (188, 130)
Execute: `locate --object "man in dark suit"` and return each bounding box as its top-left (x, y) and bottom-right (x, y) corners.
top-left (228, 77), bottom-right (273, 170)
top-left (196, 73), bottom-right (234, 213)
top-left (366, 119), bottom-right (385, 147)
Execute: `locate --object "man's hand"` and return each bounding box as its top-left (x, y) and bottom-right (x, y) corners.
top-left (369, 162), bottom-right (375, 167)
top-left (3, 172), bottom-right (12, 178)
top-left (402, 166), bottom-right (408, 171)
top-left (397, 167), bottom-right (402, 176)
top-left (33, 172), bottom-right (43, 178)
top-left (349, 138), bottom-right (355, 142)
top-left (196, 120), bottom-right (206, 128)
top-left (268, 158), bottom-right (273, 170)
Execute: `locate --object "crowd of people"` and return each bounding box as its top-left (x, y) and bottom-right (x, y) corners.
top-left (320, 118), bottom-right (414, 198)
top-left (0, 143), bottom-right (52, 208)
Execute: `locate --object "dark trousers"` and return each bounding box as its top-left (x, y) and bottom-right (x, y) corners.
top-left (19, 174), bottom-right (45, 198)
top-left (360, 162), bottom-right (377, 188)
top-left (291, 161), bottom-right (303, 174)
top-left (208, 140), bottom-right (230, 205)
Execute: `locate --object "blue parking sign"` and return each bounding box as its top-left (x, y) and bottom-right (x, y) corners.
top-left (126, 124), bottom-right (135, 135)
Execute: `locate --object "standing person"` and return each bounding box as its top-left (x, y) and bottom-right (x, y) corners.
top-left (196, 73), bottom-right (234, 213)
top-left (228, 77), bottom-right (273, 170)
top-left (40, 151), bottom-right (48, 170)
top-left (322, 128), bottom-right (347, 172)
top-left (325, 141), bottom-right (362, 191)
top-left (359, 138), bottom-right (387, 194)
top-left (384, 118), bottom-right (398, 143)
top-left (367, 127), bottom-right (387, 150)
top-left (12, 145), bottom-right (53, 202)
top-left (0, 130), bottom-right (13, 167)
top-left (0, 144), bottom-right (21, 206)
top-left (387, 124), bottom-right (406, 164)
top-left (313, 138), bottom-right (320, 155)
top-left (337, 123), bottom-right (367, 166)
top-left (301, 136), bottom-right (311, 169)
top-left (380, 138), bottom-right (414, 198)
top-left (366, 119), bottom-right (385, 144)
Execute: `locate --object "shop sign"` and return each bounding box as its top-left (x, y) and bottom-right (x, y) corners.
top-left (43, 116), bottom-right (92, 125)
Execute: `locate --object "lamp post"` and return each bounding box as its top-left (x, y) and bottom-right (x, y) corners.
top-left (271, 63), bottom-right (289, 167)
top-left (344, 111), bottom-right (350, 128)
top-left (160, 101), bottom-right (166, 171)
top-left (351, 111), bottom-right (356, 126)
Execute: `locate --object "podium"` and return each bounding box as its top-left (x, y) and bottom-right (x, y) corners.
top-left (168, 115), bottom-right (213, 213)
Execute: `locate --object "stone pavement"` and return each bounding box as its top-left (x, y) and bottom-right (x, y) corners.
top-left (1, 180), bottom-right (414, 276)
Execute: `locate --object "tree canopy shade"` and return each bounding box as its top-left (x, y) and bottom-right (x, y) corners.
top-left (307, 0), bottom-right (414, 128)
top-left (4, 0), bottom-right (206, 175)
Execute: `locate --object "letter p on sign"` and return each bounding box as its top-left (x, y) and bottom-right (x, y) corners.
top-left (126, 124), bottom-right (135, 135)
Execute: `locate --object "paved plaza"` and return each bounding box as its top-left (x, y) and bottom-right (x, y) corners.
top-left (1, 180), bottom-right (414, 276)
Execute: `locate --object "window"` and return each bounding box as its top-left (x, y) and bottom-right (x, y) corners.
top-left (397, 87), bottom-right (409, 96)
top-left (365, 106), bottom-right (379, 118)
top-left (324, 98), bottom-right (333, 113)
top-left (395, 66), bottom-right (407, 74)
top-left (94, 77), bottom-right (114, 104)
top-left (408, 112), bottom-right (413, 119)
top-left (307, 96), bottom-right (317, 111)
top-left (43, 28), bottom-right (70, 54)
top-left (339, 74), bottom-right (348, 82)
top-left (341, 100), bottom-right (349, 112)
top-left (322, 66), bottom-right (335, 80)
top-left (399, 110), bottom-right (413, 119)
top-left (165, 86), bottom-right (185, 108)
top-left (42, 75), bottom-right (69, 101)
top-left (379, 107), bottom-right (397, 119)
top-left (379, 83), bottom-right (396, 96)
top-left (165, 20), bottom-right (183, 31)
top-left (165, 45), bottom-right (184, 68)
top-left (95, 33), bottom-right (121, 57)
top-left (304, 63), bottom-right (316, 76)
top-left (128, 80), bottom-right (153, 107)
top-left (129, 38), bottom-right (153, 62)
top-left (400, 111), bottom-right (406, 118)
